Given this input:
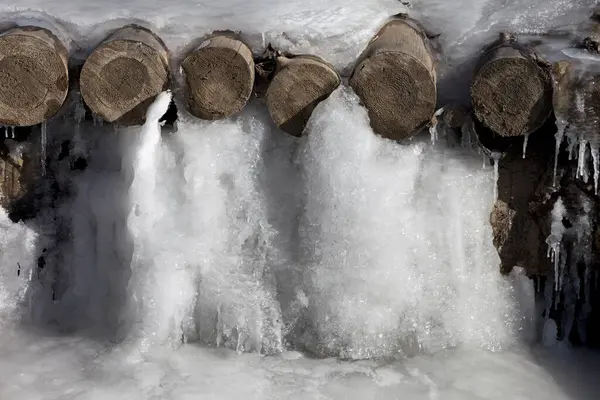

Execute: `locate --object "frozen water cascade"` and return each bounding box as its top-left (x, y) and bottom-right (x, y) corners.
top-left (2, 88), bottom-right (595, 399)
top-left (2, 0), bottom-right (600, 399)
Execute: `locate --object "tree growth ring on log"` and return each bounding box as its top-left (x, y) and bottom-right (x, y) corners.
top-left (80, 24), bottom-right (170, 126)
top-left (471, 33), bottom-right (553, 137)
top-left (181, 34), bottom-right (255, 120)
top-left (266, 54), bottom-right (340, 137)
top-left (0, 26), bottom-right (69, 127)
top-left (349, 15), bottom-right (437, 141)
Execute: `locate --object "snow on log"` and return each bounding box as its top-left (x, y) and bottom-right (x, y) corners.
top-left (181, 34), bottom-right (255, 120)
top-left (471, 33), bottom-right (553, 137)
top-left (349, 15), bottom-right (437, 141)
top-left (266, 54), bottom-right (340, 137)
top-left (80, 24), bottom-right (170, 126)
top-left (0, 26), bottom-right (69, 127)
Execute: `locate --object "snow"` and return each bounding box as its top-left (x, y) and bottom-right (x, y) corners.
top-left (1, 0), bottom-right (600, 399)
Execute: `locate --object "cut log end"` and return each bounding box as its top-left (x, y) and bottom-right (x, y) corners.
top-left (0, 26), bottom-right (69, 127)
top-left (350, 52), bottom-right (436, 140)
top-left (349, 18), bottom-right (437, 141)
top-left (182, 36), bottom-right (255, 120)
top-left (472, 56), bottom-right (553, 137)
top-left (266, 56), bottom-right (340, 137)
top-left (80, 25), bottom-right (169, 126)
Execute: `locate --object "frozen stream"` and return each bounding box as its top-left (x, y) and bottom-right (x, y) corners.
top-left (1, 0), bottom-right (600, 399)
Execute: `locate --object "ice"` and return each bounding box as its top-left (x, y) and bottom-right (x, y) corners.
top-left (0, 209), bottom-right (37, 321)
top-left (522, 133), bottom-right (530, 159)
top-left (491, 151), bottom-right (501, 203)
top-left (1, 0), bottom-right (600, 398)
top-left (546, 197), bottom-right (566, 292)
top-left (553, 123), bottom-right (565, 187)
top-left (291, 88), bottom-right (521, 359)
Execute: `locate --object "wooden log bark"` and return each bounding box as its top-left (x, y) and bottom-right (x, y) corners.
top-left (80, 24), bottom-right (169, 126)
top-left (349, 15), bottom-right (437, 141)
top-left (0, 26), bottom-right (69, 127)
top-left (471, 33), bottom-right (553, 137)
top-left (266, 55), bottom-right (340, 137)
top-left (181, 35), bottom-right (255, 120)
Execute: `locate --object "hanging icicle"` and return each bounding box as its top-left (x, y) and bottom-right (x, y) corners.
top-left (522, 133), bottom-right (529, 159)
top-left (491, 151), bottom-right (501, 203)
top-left (553, 122), bottom-right (566, 187)
top-left (546, 197), bottom-right (566, 292)
top-left (429, 107), bottom-right (445, 145)
top-left (576, 137), bottom-right (589, 182)
top-left (590, 138), bottom-right (600, 194)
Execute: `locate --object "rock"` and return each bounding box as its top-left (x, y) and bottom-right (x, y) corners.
top-left (0, 26), bottom-right (69, 126)
top-left (0, 133), bottom-right (40, 219)
top-left (490, 124), bottom-right (555, 275)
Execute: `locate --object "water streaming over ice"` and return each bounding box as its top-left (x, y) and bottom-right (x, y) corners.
top-left (0, 86), bottom-right (585, 399)
top-left (2, 0), bottom-right (600, 398)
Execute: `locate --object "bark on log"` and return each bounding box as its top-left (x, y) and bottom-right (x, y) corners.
top-left (0, 26), bottom-right (69, 127)
top-left (266, 55), bottom-right (340, 137)
top-left (181, 35), bottom-right (255, 120)
top-left (80, 24), bottom-right (169, 126)
top-left (349, 16), bottom-right (437, 141)
top-left (471, 34), bottom-right (553, 137)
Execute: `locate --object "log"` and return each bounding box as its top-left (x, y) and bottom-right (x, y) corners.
top-left (471, 33), bottom-right (553, 137)
top-left (266, 55), bottom-right (340, 137)
top-left (0, 26), bottom-right (69, 127)
top-left (80, 24), bottom-right (170, 126)
top-left (181, 35), bottom-right (255, 120)
top-left (349, 15), bottom-right (437, 141)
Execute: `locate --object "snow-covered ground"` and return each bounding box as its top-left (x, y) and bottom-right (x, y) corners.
top-left (1, 1), bottom-right (600, 399)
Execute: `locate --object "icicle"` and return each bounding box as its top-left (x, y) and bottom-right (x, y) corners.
top-left (546, 197), bottom-right (566, 292)
top-left (9, 126), bottom-right (14, 139)
top-left (580, 138), bottom-right (589, 182)
top-left (589, 136), bottom-right (600, 194)
top-left (40, 121), bottom-right (47, 177)
top-left (429, 124), bottom-right (437, 144)
top-left (2, 126), bottom-right (7, 139)
top-left (553, 123), bottom-right (565, 187)
top-left (522, 133), bottom-right (530, 159)
top-left (429, 107), bottom-right (444, 145)
top-left (491, 152), bottom-right (501, 203)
